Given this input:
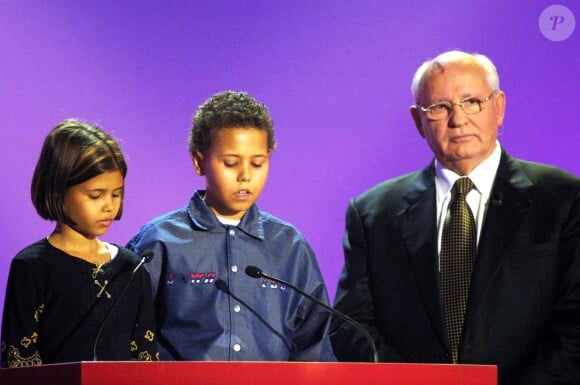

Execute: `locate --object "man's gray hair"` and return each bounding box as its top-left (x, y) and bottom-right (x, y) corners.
top-left (411, 50), bottom-right (500, 103)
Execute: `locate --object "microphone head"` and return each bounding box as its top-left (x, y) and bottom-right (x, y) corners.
top-left (245, 265), bottom-right (263, 279)
top-left (142, 250), bottom-right (155, 263)
top-left (215, 279), bottom-right (229, 294)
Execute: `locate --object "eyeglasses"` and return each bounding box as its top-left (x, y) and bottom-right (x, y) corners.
top-left (417, 92), bottom-right (496, 120)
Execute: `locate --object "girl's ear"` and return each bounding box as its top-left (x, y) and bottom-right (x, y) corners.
top-left (193, 151), bottom-right (204, 176)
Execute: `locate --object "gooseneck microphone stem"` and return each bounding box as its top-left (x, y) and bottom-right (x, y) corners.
top-left (245, 265), bottom-right (380, 363)
top-left (92, 250), bottom-right (154, 361)
top-left (215, 279), bottom-right (294, 352)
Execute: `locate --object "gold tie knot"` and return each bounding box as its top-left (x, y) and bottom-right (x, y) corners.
top-left (455, 177), bottom-right (474, 196)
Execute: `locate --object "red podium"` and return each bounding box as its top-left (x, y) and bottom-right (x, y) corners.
top-left (0, 361), bottom-right (496, 385)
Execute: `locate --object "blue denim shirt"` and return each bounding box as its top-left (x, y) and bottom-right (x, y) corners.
top-left (127, 191), bottom-right (336, 361)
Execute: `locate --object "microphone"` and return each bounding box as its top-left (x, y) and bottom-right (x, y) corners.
top-left (132, 249), bottom-right (155, 273)
top-left (215, 278), bottom-right (230, 294)
top-left (214, 279), bottom-right (294, 351)
top-left (92, 249), bottom-right (155, 361)
top-left (245, 265), bottom-right (380, 363)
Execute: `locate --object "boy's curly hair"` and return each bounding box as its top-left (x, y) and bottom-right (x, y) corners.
top-left (188, 91), bottom-right (277, 156)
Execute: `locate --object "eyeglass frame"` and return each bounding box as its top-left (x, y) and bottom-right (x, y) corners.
top-left (415, 92), bottom-right (497, 120)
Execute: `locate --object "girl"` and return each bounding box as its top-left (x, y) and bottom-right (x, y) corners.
top-left (1, 119), bottom-right (158, 367)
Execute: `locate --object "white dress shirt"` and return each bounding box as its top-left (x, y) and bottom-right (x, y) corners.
top-left (434, 142), bottom-right (502, 258)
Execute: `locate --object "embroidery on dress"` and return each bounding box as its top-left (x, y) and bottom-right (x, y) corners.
top-left (7, 345), bottom-right (42, 367)
top-left (92, 261), bottom-right (106, 279)
top-left (94, 279), bottom-right (111, 298)
top-left (33, 304), bottom-right (44, 322)
top-left (136, 350), bottom-right (153, 361)
top-left (20, 336), bottom-right (33, 348)
top-left (144, 330), bottom-right (155, 342)
top-left (92, 261), bottom-right (111, 298)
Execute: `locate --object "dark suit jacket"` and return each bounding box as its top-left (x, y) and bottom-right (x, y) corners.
top-left (331, 150), bottom-right (580, 385)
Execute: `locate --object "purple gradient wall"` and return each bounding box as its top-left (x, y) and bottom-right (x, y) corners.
top-left (1, 1), bottom-right (578, 334)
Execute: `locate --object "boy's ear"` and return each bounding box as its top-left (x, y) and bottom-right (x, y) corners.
top-left (193, 151), bottom-right (205, 176)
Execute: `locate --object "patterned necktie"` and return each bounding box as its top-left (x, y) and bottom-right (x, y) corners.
top-left (440, 177), bottom-right (476, 363)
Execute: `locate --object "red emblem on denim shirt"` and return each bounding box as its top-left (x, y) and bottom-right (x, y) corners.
top-left (190, 272), bottom-right (216, 284)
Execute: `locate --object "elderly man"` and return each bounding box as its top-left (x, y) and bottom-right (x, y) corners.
top-left (331, 50), bottom-right (579, 385)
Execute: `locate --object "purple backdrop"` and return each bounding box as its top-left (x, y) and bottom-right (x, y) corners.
top-left (1, 1), bottom-right (578, 333)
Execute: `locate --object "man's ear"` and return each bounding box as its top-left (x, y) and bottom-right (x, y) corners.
top-left (193, 151), bottom-right (204, 176)
top-left (410, 106), bottom-right (426, 138)
top-left (494, 91), bottom-right (506, 127)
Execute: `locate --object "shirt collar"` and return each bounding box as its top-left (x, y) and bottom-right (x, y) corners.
top-left (435, 141), bottom-right (502, 203)
top-left (188, 190), bottom-right (265, 240)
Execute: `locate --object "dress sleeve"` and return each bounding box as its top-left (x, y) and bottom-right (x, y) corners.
top-left (1, 258), bottom-right (44, 367)
top-left (129, 268), bottom-right (159, 361)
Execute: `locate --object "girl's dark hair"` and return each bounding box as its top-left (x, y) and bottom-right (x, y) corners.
top-left (31, 119), bottom-right (128, 226)
top-left (189, 91), bottom-right (277, 156)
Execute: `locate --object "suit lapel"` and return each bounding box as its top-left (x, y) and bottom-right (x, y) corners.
top-left (398, 165), bottom-right (448, 348)
top-left (466, 152), bottom-right (534, 327)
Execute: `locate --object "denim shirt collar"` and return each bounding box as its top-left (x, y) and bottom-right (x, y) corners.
top-left (187, 190), bottom-right (265, 241)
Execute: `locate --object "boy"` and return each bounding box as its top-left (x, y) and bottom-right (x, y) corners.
top-left (128, 91), bottom-right (336, 361)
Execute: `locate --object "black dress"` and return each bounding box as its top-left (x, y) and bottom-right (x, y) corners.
top-left (1, 239), bottom-right (158, 367)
